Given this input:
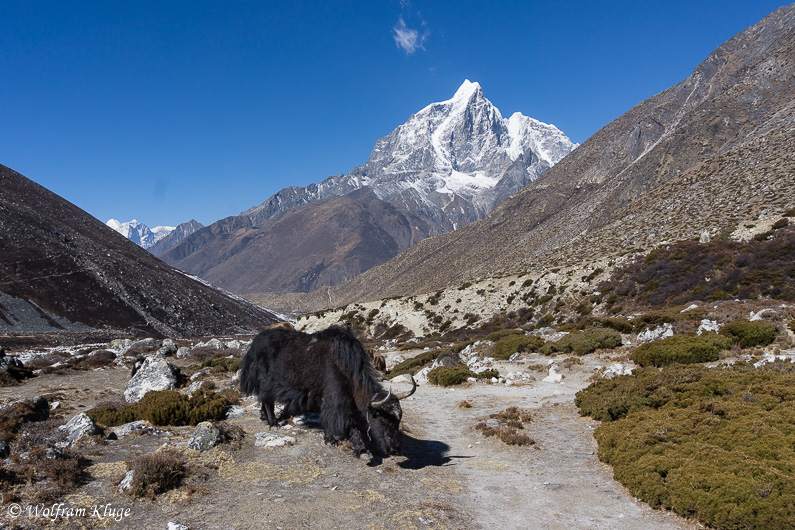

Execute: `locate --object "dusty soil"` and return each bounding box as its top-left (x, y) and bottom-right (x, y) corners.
top-left (0, 348), bottom-right (701, 530)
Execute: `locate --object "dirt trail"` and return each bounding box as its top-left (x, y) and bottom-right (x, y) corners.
top-left (398, 351), bottom-right (696, 530)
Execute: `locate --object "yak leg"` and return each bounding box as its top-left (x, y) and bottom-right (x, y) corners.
top-left (260, 398), bottom-right (278, 427)
top-left (320, 372), bottom-right (361, 446)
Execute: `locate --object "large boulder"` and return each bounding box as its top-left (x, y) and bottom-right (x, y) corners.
top-left (124, 356), bottom-right (181, 403)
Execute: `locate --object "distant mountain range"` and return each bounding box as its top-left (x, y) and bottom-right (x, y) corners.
top-left (106, 219), bottom-right (174, 249)
top-left (0, 165), bottom-right (278, 336)
top-left (158, 80), bottom-right (576, 295)
top-left (257, 4), bottom-right (795, 313)
top-left (106, 218), bottom-right (203, 253)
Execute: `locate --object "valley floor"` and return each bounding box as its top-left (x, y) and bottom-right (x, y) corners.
top-left (0, 348), bottom-right (700, 529)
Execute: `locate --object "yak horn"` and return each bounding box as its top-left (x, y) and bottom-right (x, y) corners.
top-left (370, 390), bottom-right (392, 409)
top-left (394, 379), bottom-right (417, 400)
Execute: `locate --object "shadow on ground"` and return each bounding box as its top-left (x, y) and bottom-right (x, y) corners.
top-left (397, 434), bottom-right (471, 469)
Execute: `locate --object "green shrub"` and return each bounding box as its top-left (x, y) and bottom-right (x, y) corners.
top-left (485, 329), bottom-right (523, 341)
top-left (630, 334), bottom-right (732, 367)
top-left (428, 365), bottom-right (475, 387)
top-left (200, 357), bottom-right (242, 372)
top-left (86, 390), bottom-right (229, 427)
top-left (720, 319), bottom-right (778, 348)
top-left (476, 368), bottom-right (500, 380)
top-left (137, 390), bottom-right (228, 426)
top-left (492, 334), bottom-right (546, 359)
top-left (86, 404), bottom-right (137, 427)
top-left (577, 365), bottom-right (795, 529)
top-left (541, 327), bottom-right (622, 356)
top-left (561, 316), bottom-right (635, 334)
top-left (388, 350), bottom-right (439, 377)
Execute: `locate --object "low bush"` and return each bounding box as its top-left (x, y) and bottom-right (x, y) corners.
top-left (577, 364), bottom-right (795, 529)
top-left (200, 357), bottom-right (242, 373)
top-left (8, 446), bottom-right (89, 504)
top-left (428, 365), bottom-right (475, 387)
top-left (126, 450), bottom-right (186, 499)
top-left (86, 390), bottom-right (229, 427)
top-left (541, 327), bottom-right (622, 356)
top-left (476, 368), bottom-right (500, 380)
top-left (492, 334), bottom-right (546, 360)
top-left (475, 407), bottom-right (534, 446)
top-left (719, 319), bottom-right (778, 348)
top-left (630, 334), bottom-right (732, 367)
top-left (485, 329), bottom-right (524, 342)
top-left (70, 349), bottom-right (116, 370)
top-left (387, 350), bottom-right (440, 377)
top-left (600, 226), bottom-right (795, 306)
top-left (0, 397), bottom-right (49, 442)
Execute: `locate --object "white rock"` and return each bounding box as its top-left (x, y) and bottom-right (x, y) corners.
top-left (187, 422), bottom-right (222, 451)
top-left (255, 432), bottom-right (296, 448)
top-left (414, 366), bottom-right (432, 385)
top-left (602, 363), bottom-right (635, 379)
top-left (112, 420), bottom-right (171, 438)
top-left (187, 380), bottom-right (206, 398)
top-left (542, 365), bottom-right (563, 383)
top-left (389, 373), bottom-right (414, 385)
top-left (680, 304), bottom-right (699, 313)
top-left (385, 354), bottom-right (406, 371)
top-left (637, 323), bottom-right (674, 343)
top-left (750, 308), bottom-right (776, 321)
top-left (697, 320), bottom-right (720, 335)
top-left (58, 413), bottom-right (98, 444)
top-left (118, 470), bottom-right (134, 493)
top-left (124, 356), bottom-right (180, 403)
top-left (224, 406), bottom-right (246, 419)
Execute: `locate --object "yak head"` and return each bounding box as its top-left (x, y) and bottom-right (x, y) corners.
top-left (364, 380), bottom-right (417, 457)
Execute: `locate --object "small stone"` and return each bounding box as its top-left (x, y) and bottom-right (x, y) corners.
top-left (187, 422), bottom-right (222, 451)
top-left (187, 380), bottom-right (206, 398)
top-left (255, 432), bottom-right (296, 448)
top-left (118, 470), bottom-right (134, 493)
top-left (224, 405), bottom-right (246, 419)
top-left (58, 413), bottom-right (99, 444)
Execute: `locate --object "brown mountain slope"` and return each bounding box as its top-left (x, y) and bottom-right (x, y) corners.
top-left (162, 188), bottom-right (433, 295)
top-left (257, 4), bottom-right (795, 313)
top-left (0, 165), bottom-right (280, 337)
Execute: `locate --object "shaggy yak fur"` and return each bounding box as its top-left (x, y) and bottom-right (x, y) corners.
top-left (240, 326), bottom-right (415, 457)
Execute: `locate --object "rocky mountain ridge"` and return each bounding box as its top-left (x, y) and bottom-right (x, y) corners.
top-left (0, 165), bottom-right (279, 337)
top-left (160, 81), bottom-right (576, 295)
top-left (255, 4), bottom-right (795, 314)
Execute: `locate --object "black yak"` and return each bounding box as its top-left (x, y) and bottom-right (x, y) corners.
top-left (240, 326), bottom-right (416, 457)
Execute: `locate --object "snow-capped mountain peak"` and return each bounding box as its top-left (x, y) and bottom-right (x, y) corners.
top-left (106, 219), bottom-right (175, 250)
top-left (242, 80), bottom-right (577, 234)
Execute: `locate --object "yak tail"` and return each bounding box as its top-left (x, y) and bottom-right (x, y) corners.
top-left (239, 347), bottom-right (260, 396)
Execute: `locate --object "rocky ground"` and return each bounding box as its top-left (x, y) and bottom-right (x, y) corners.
top-left (0, 331), bottom-right (720, 530)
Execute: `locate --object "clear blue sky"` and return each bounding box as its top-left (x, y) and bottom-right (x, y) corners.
top-left (1, 1), bottom-right (786, 228)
